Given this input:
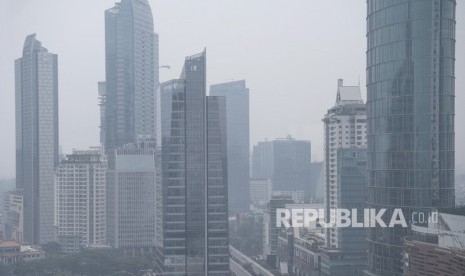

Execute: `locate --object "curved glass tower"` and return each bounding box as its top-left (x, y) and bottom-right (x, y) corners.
top-left (366, 1), bottom-right (456, 275)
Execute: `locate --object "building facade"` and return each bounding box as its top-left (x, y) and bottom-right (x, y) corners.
top-left (3, 192), bottom-right (24, 243)
top-left (106, 139), bottom-right (158, 249)
top-left (15, 34), bottom-right (59, 245)
top-left (252, 137), bottom-right (312, 199)
top-left (322, 79), bottom-right (366, 249)
top-left (210, 80), bottom-right (250, 214)
top-left (366, 1), bottom-right (456, 275)
top-left (104, 0), bottom-right (159, 151)
top-left (403, 211), bottom-right (465, 275)
top-left (158, 51), bottom-right (229, 275)
top-left (250, 178), bottom-right (272, 206)
top-left (55, 148), bottom-right (107, 253)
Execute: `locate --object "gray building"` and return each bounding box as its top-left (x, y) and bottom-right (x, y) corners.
top-left (366, 1), bottom-right (456, 275)
top-left (55, 148), bottom-right (107, 253)
top-left (15, 34), bottom-right (59, 245)
top-left (251, 136), bottom-right (312, 199)
top-left (158, 51), bottom-right (229, 275)
top-left (106, 139), bottom-right (158, 249)
top-left (210, 80), bottom-right (250, 214)
top-left (104, 0), bottom-right (159, 151)
top-left (320, 149), bottom-right (367, 276)
top-left (322, 79), bottom-right (366, 249)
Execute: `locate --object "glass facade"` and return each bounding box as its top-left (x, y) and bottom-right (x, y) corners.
top-left (210, 80), bottom-right (250, 214)
top-left (366, 1), bottom-right (456, 275)
top-left (159, 51), bottom-right (229, 275)
top-left (104, 0), bottom-right (159, 152)
top-left (15, 34), bottom-right (59, 245)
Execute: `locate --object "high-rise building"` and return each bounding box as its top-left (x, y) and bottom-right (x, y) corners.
top-left (55, 148), bottom-right (107, 253)
top-left (251, 136), bottom-right (312, 199)
top-left (320, 149), bottom-right (368, 276)
top-left (104, 0), bottom-right (159, 151)
top-left (322, 79), bottom-right (366, 249)
top-left (210, 80), bottom-right (250, 214)
top-left (15, 34), bottom-right (59, 245)
top-left (106, 138), bottom-right (158, 250)
top-left (366, 1), bottom-right (456, 275)
top-left (158, 51), bottom-right (230, 275)
top-left (98, 82), bottom-right (106, 146)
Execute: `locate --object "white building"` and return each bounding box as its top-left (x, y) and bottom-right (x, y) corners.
top-left (106, 139), bottom-right (158, 249)
top-left (55, 148), bottom-right (107, 252)
top-left (322, 79), bottom-right (367, 248)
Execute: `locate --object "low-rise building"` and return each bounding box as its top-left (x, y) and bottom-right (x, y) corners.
top-left (403, 210), bottom-right (465, 275)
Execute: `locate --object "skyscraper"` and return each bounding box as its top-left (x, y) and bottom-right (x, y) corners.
top-left (106, 139), bottom-right (158, 250)
top-left (366, 1), bottom-right (456, 275)
top-left (104, 0), bottom-right (159, 151)
top-left (55, 148), bottom-right (107, 253)
top-left (321, 80), bottom-right (367, 275)
top-left (15, 34), bottom-right (59, 245)
top-left (322, 79), bottom-right (366, 249)
top-left (210, 80), bottom-right (250, 214)
top-left (158, 51), bottom-right (230, 275)
top-left (251, 136), bottom-right (312, 199)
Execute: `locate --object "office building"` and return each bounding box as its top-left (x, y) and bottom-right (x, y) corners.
top-left (366, 1), bottom-right (456, 275)
top-left (104, 0), bottom-right (159, 151)
top-left (321, 79), bottom-right (367, 275)
top-left (106, 139), bottom-right (158, 249)
top-left (15, 34), bottom-right (59, 244)
top-left (158, 50), bottom-right (229, 275)
top-left (55, 148), bottom-right (107, 253)
top-left (320, 148), bottom-right (368, 276)
top-left (210, 80), bottom-right (250, 214)
top-left (251, 136), bottom-right (312, 199)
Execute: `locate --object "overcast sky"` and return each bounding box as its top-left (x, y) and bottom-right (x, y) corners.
top-left (0, 1), bottom-right (464, 179)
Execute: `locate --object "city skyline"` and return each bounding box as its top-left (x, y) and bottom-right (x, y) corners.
top-left (2, 1), bottom-right (464, 179)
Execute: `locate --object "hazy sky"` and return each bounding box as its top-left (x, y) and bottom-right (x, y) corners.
top-left (0, 1), bottom-right (464, 179)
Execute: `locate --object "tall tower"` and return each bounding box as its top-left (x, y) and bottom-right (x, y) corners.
top-left (321, 80), bottom-right (367, 275)
top-left (210, 80), bottom-right (250, 214)
top-left (366, 1), bottom-right (456, 275)
top-left (15, 34), bottom-right (59, 245)
top-left (104, 0), bottom-right (159, 151)
top-left (159, 51), bottom-right (230, 275)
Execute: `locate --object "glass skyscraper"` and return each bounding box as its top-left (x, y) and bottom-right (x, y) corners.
top-left (15, 34), bottom-right (59, 245)
top-left (366, 1), bottom-right (456, 275)
top-left (210, 80), bottom-right (250, 214)
top-left (158, 51), bottom-right (229, 275)
top-left (104, 0), bottom-right (159, 151)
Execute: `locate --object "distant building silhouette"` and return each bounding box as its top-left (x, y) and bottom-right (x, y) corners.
top-left (210, 80), bottom-right (250, 214)
top-left (252, 136), bottom-right (312, 199)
